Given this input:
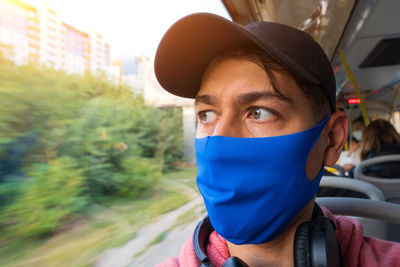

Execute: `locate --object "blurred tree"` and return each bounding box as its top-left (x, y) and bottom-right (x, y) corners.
top-left (115, 156), bottom-right (157, 198)
top-left (0, 55), bottom-right (185, 240)
top-left (161, 107), bottom-right (184, 170)
top-left (0, 157), bottom-right (86, 240)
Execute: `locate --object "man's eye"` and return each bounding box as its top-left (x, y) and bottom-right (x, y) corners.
top-left (198, 111), bottom-right (217, 123)
top-left (250, 107), bottom-right (273, 121)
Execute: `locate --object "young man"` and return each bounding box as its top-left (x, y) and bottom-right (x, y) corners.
top-left (154, 13), bottom-right (400, 267)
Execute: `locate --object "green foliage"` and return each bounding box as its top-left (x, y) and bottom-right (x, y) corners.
top-left (0, 157), bottom-right (86, 240)
top-left (0, 55), bottom-right (185, 241)
top-left (148, 230), bottom-right (169, 246)
top-left (115, 157), bottom-right (158, 198)
top-left (164, 108), bottom-right (184, 170)
top-left (60, 96), bottom-right (169, 197)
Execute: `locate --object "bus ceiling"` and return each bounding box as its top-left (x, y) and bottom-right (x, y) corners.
top-left (221, 0), bottom-right (356, 59)
top-left (222, 0), bottom-right (400, 115)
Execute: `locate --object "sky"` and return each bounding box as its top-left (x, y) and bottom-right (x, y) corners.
top-left (26, 0), bottom-right (231, 60)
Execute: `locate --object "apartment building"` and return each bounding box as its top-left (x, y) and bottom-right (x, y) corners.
top-left (0, 0), bottom-right (109, 75)
top-left (89, 32), bottom-right (109, 75)
top-left (0, 0), bottom-right (40, 65)
top-left (36, 3), bottom-right (62, 69)
top-left (62, 22), bottom-right (90, 74)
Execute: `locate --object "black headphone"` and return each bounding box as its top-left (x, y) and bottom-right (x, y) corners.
top-left (193, 204), bottom-right (342, 267)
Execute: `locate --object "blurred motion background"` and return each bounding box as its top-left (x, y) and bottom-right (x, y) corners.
top-left (0, 0), bottom-right (229, 266)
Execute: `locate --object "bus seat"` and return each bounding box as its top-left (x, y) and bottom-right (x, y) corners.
top-left (316, 197), bottom-right (400, 241)
top-left (320, 176), bottom-right (384, 200)
top-left (354, 155), bottom-right (400, 203)
top-left (319, 177), bottom-right (388, 240)
top-left (316, 198), bottom-right (400, 223)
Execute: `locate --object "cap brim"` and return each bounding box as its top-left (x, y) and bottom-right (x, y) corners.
top-left (154, 13), bottom-right (320, 99)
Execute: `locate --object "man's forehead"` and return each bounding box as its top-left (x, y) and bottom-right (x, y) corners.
top-left (197, 58), bottom-right (304, 105)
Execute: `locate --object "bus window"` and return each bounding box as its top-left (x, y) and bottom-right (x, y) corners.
top-left (0, 1), bottom-right (227, 266)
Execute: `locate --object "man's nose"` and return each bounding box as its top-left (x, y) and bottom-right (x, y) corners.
top-left (212, 115), bottom-right (245, 137)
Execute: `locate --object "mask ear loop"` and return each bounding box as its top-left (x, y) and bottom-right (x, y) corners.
top-left (302, 117), bottom-right (330, 181)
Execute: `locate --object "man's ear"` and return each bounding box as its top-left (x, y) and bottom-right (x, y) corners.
top-left (323, 111), bottom-right (349, 166)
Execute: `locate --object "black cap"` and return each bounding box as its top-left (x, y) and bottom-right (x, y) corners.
top-left (154, 13), bottom-right (336, 112)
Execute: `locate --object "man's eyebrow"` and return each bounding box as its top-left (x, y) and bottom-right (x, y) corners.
top-left (236, 91), bottom-right (293, 106)
top-left (195, 95), bottom-right (218, 106)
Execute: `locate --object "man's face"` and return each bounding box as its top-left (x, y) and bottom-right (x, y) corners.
top-left (195, 57), bottom-right (328, 179)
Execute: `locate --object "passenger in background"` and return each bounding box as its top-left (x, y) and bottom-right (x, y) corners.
top-left (319, 118), bottom-right (367, 196)
top-left (340, 116), bottom-right (365, 173)
top-left (358, 119), bottom-right (400, 178)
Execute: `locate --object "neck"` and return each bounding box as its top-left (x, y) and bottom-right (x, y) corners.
top-left (226, 200), bottom-right (315, 267)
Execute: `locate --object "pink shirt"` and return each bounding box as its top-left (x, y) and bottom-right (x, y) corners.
top-left (155, 207), bottom-right (400, 267)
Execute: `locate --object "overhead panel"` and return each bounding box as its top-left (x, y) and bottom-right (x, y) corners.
top-left (360, 38), bottom-right (400, 68)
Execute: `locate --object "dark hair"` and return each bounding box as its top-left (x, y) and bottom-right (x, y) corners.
top-left (352, 116), bottom-right (364, 125)
top-left (207, 44), bottom-right (332, 119)
top-left (352, 116), bottom-right (366, 130)
top-left (359, 119), bottom-right (400, 160)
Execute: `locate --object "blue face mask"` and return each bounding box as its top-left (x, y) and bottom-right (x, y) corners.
top-left (195, 118), bottom-right (329, 245)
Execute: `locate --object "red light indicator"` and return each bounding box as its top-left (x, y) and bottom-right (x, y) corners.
top-left (348, 98), bottom-right (360, 104)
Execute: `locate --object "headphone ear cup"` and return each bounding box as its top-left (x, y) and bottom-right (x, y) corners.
top-left (294, 222), bottom-right (312, 267)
